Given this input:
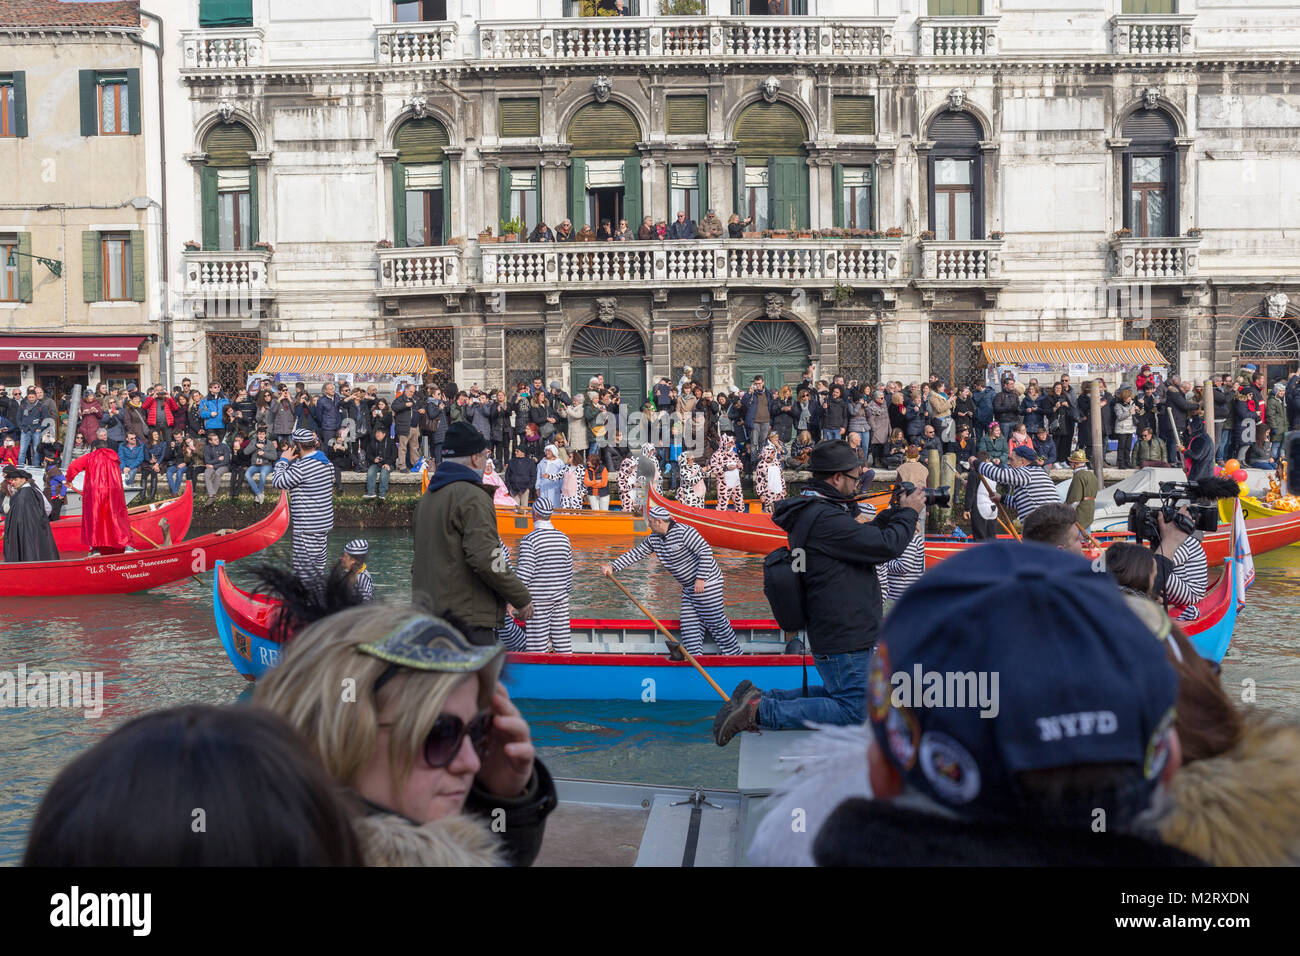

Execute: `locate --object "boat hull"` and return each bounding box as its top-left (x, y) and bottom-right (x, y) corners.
top-left (0, 492), bottom-right (287, 597)
top-left (0, 482), bottom-right (193, 553)
top-left (502, 652), bottom-right (817, 701)
top-left (1181, 559), bottom-right (1238, 663)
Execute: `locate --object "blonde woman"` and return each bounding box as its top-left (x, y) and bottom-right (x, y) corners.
top-left (254, 605), bottom-right (556, 866)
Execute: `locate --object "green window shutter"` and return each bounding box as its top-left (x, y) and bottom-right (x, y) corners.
top-left (440, 156), bottom-right (451, 244)
top-left (203, 123), bottom-right (255, 166)
top-left (929, 0), bottom-right (982, 13)
top-left (498, 167), bottom-right (513, 232)
top-left (82, 231), bottom-right (100, 301)
top-left (871, 160), bottom-right (879, 229)
top-left (12, 72), bottom-right (27, 138)
top-left (392, 161), bottom-right (407, 247)
top-left (832, 163), bottom-right (845, 228)
top-left (697, 162), bottom-right (708, 215)
top-left (130, 230), bottom-right (146, 302)
top-left (771, 156), bottom-right (807, 230)
top-left (16, 233), bottom-right (33, 302)
top-left (394, 118), bottom-right (449, 163)
top-left (499, 99), bottom-right (540, 138)
top-left (200, 0), bottom-right (254, 27)
top-left (1123, 0), bottom-right (1176, 12)
top-left (534, 164), bottom-right (543, 228)
top-left (734, 102), bottom-right (807, 158)
top-left (126, 69), bottom-right (141, 135)
top-left (623, 157), bottom-right (641, 234)
top-left (201, 166), bottom-right (219, 249)
top-left (766, 157), bottom-right (776, 227)
top-left (79, 71), bottom-right (97, 137)
top-left (833, 97), bottom-right (874, 137)
top-left (568, 158), bottom-right (587, 230)
top-left (666, 96), bottom-right (707, 136)
top-left (567, 103), bottom-right (640, 158)
top-left (733, 156), bottom-right (745, 218)
top-left (248, 167), bottom-right (259, 244)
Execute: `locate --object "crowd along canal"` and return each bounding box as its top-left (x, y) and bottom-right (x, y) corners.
top-left (2, 526), bottom-right (1299, 864)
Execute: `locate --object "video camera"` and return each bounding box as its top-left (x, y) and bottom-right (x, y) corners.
top-left (890, 481), bottom-right (951, 509)
top-left (1113, 475), bottom-right (1239, 547)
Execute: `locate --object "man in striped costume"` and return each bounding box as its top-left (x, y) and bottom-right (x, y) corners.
top-left (601, 505), bottom-right (742, 656)
top-left (270, 428), bottom-right (336, 595)
top-left (338, 538), bottom-right (374, 603)
top-left (971, 445), bottom-right (1057, 523)
top-left (516, 498), bottom-right (574, 653)
top-left (1163, 532), bottom-right (1208, 622)
top-left (882, 522), bottom-right (926, 604)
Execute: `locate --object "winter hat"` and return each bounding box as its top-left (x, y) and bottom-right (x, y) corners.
top-left (532, 498), bottom-right (553, 520)
top-left (291, 428), bottom-right (316, 444)
top-left (344, 539), bottom-right (368, 557)
top-left (648, 505), bottom-right (670, 522)
top-left (443, 421), bottom-right (487, 457)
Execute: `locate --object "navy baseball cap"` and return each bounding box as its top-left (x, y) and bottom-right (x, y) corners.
top-left (868, 541), bottom-right (1177, 823)
top-left (1012, 444), bottom-right (1040, 462)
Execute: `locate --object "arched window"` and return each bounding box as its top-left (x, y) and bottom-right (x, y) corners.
top-left (735, 318), bottom-right (810, 391)
top-left (1122, 107), bottom-right (1177, 238)
top-left (733, 101), bottom-right (809, 232)
top-left (394, 117), bottom-right (450, 247)
top-left (201, 122), bottom-right (257, 251)
top-left (566, 102), bottom-right (642, 233)
top-left (927, 110), bottom-right (984, 241)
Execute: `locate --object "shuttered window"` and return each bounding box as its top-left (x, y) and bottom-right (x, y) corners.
top-left (1, 235), bottom-right (19, 301)
top-left (202, 123), bottom-right (258, 251)
top-left (568, 102), bottom-right (640, 157)
top-left (0, 74), bottom-right (26, 138)
top-left (1123, 0), bottom-right (1176, 13)
top-left (928, 110), bottom-right (983, 144)
top-left (833, 96), bottom-right (875, 137)
top-left (1122, 108), bottom-right (1177, 142)
top-left (394, 117), bottom-right (450, 162)
top-left (79, 70), bottom-right (140, 136)
top-left (928, 0), bottom-right (982, 13)
top-left (200, 0), bottom-right (253, 26)
top-left (1122, 108), bottom-right (1177, 238)
top-left (734, 101), bottom-right (807, 161)
top-left (203, 123), bottom-right (255, 166)
top-left (89, 232), bottom-right (144, 303)
top-left (499, 98), bottom-right (540, 138)
top-left (666, 96), bottom-right (707, 136)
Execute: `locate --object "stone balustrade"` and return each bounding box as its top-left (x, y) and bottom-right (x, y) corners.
top-left (1111, 15), bottom-right (1195, 55)
top-left (183, 249), bottom-right (272, 296)
top-left (181, 28), bottom-right (264, 70)
top-left (377, 246), bottom-right (464, 290)
top-left (1108, 235), bottom-right (1200, 280)
top-left (376, 22), bottom-right (458, 64)
top-left (919, 239), bottom-right (1004, 282)
top-left (916, 17), bottom-right (998, 57)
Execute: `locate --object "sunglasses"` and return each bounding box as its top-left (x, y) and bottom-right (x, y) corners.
top-left (379, 711), bottom-right (493, 768)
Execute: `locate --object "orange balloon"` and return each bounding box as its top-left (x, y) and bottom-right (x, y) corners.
top-left (1224, 458), bottom-right (1240, 473)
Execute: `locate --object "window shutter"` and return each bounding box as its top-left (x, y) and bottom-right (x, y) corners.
top-left (16, 233), bottom-right (32, 302)
top-left (790, 0), bottom-right (808, 12)
top-left (568, 158), bottom-right (586, 230)
top-left (248, 167), bottom-right (259, 244)
top-left (534, 164), bottom-right (543, 229)
top-left (1121, 155), bottom-right (1132, 232)
top-left (735, 102), bottom-right (807, 158)
top-left (871, 159), bottom-right (879, 229)
top-left (1166, 152), bottom-right (1179, 238)
top-left (928, 111), bottom-right (982, 145)
top-left (666, 96), bottom-right (707, 136)
top-left (1122, 108), bottom-right (1176, 142)
top-left (79, 71), bottom-right (97, 137)
top-left (130, 230), bottom-right (146, 301)
top-left (392, 161), bottom-right (407, 247)
top-left (498, 99), bottom-right (540, 138)
top-left (567, 103), bottom-right (639, 158)
top-left (833, 96), bottom-right (875, 137)
top-left (440, 156), bottom-right (451, 244)
top-left (498, 167), bottom-right (513, 232)
top-left (12, 71), bottom-right (27, 138)
top-left (833, 163), bottom-right (844, 228)
top-left (394, 118), bottom-right (450, 163)
top-left (200, 0), bottom-right (254, 27)
top-left (929, 0), bottom-right (983, 13)
top-left (623, 157), bottom-right (641, 234)
top-left (201, 166), bottom-right (219, 249)
top-left (697, 162), bottom-right (708, 215)
top-left (926, 153), bottom-right (936, 234)
top-left (733, 156), bottom-right (745, 218)
top-left (973, 160), bottom-right (984, 239)
top-left (82, 231), bottom-right (100, 301)
top-left (766, 157), bottom-right (777, 228)
top-left (730, 0), bottom-right (743, 12)
top-left (126, 69), bottom-right (141, 135)
top-left (203, 123), bottom-right (255, 166)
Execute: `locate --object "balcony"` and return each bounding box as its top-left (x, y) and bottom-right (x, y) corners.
top-left (1111, 15), bottom-right (1194, 55)
top-left (181, 28), bottom-right (264, 71)
top-left (478, 238), bottom-right (901, 291)
top-left (377, 246), bottom-right (465, 293)
top-left (376, 22), bottom-right (458, 64)
top-left (915, 238), bottom-right (1005, 303)
top-left (1108, 235), bottom-right (1200, 281)
top-left (183, 250), bottom-right (273, 313)
top-left (916, 17), bottom-right (998, 57)
top-left (477, 17), bottom-right (894, 61)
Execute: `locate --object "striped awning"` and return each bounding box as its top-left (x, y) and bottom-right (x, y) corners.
top-left (981, 340), bottom-right (1168, 367)
top-left (254, 348), bottom-right (431, 375)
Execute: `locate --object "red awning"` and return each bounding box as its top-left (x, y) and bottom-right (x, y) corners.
top-left (0, 336), bottom-right (146, 364)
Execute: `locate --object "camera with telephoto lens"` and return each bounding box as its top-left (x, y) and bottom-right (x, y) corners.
top-left (1113, 477), bottom-right (1235, 547)
top-left (890, 481), bottom-right (951, 509)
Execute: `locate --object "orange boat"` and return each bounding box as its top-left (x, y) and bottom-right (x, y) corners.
top-left (496, 497), bottom-right (762, 537)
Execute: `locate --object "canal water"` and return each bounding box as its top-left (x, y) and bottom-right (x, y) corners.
top-left (1, 527), bottom-right (1298, 864)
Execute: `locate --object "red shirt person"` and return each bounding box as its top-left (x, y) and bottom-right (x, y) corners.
top-left (64, 446), bottom-right (133, 554)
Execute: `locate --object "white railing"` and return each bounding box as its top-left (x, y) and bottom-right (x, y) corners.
top-left (183, 250), bottom-right (272, 296)
top-left (1111, 15), bottom-right (1194, 55)
top-left (1109, 236), bottom-right (1200, 280)
top-left (480, 239), bottom-right (901, 287)
top-left (478, 17), bottom-right (894, 61)
top-left (919, 239), bottom-right (1003, 282)
top-left (376, 22), bottom-right (458, 64)
top-left (917, 17), bottom-right (998, 57)
top-left (181, 28), bottom-right (264, 70)
top-left (378, 246), bottom-right (463, 289)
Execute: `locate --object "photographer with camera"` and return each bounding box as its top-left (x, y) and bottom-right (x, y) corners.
top-left (971, 444), bottom-right (1058, 523)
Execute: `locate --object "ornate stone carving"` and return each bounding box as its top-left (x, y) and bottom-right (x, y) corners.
top-left (406, 95), bottom-right (429, 119)
top-left (595, 296), bottom-right (618, 323)
top-left (592, 76), bottom-right (612, 104)
top-left (763, 292), bottom-right (784, 319)
top-left (760, 76), bottom-right (781, 104)
top-left (1141, 87), bottom-right (1160, 110)
top-left (946, 88), bottom-right (966, 112)
top-left (217, 98), bottom-right (236, 123)
top-left (1266, 292), bottom-right (1290, 319)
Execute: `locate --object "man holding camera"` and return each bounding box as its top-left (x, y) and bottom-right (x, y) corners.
top-left (712, 440), bottom-right (926, 745)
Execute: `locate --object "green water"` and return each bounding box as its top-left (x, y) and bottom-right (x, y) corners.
top-left (1, 527), bottom-right (1297, 865)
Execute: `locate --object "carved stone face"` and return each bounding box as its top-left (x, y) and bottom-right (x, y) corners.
top-left (1142, 87), bottom-right (1159, 110)
top-left (1267, 292), bottom-right (1290, 319)
top-left (761, 76), bottom-right (781, 103)
top-left (592, 76), bottom-right (612, 103)
top-left (946, 88), bottom-right (965, 112)
top-left (217, 98), bottom-right (235, 123)
top-left (407, 95), bottom-right (429, 119)
top-left (764, 292), bottom-right (783, 319)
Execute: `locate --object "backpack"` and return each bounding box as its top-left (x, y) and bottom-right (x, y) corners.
top-left (762, 503), bottom-right (824, 632)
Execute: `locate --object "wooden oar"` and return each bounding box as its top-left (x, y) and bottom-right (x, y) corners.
top-left (606, 573), bottom-right (730, 702)
top-left (976, 470), bottom-right (1021, 540)
top-left (1076, 521), bottom-right (1103, 552)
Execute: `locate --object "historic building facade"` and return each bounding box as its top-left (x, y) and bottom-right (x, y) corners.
top-left (165, 0), bottom-right (1300, 395)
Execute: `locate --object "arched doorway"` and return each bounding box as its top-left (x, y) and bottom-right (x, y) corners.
top-left (1235, 317), bottom-right (1300, 387)
top-left (201, 122), bottom-right (258, 250)
top-left (735, 318), bottom-right (810, 392)
top-left (733, 101), bottom-right (808, 232)
top-left (567, 102), bottom-right (642, 233)
top-left (570, 319), bottom-right (646, 399)
top-left (393, 117), bottom-right (451, 247)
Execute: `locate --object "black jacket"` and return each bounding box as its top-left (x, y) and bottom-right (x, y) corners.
top-left (813, 798), bottom-right (1206, 867)
top-left (504, 455), bottom-right (537, 495)
top-left (992, 388), bottom-right (1022, 428)
top-left (367, 434), bottom-right (399, 468)
top-left (771, 485), bottom-right (919, 656)
top-left (1164, 387), bottom-right (1189, 432)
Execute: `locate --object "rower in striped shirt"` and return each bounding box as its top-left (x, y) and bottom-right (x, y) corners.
top-left (271, 428), bottom-right (336, 594)
top-left (883, 523), bottom-right (926, 604)
top-left (516, 498), bottom-right (574, 653)
top-left (971, 445), bottom-right (1057, 523)
top-left (338, 538), bottom-right (374, 603)
top-left (1164, 533), bottom-right (1208, 621)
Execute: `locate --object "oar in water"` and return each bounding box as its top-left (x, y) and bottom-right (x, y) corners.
top-left (606, 573), bottom-right (730, 702)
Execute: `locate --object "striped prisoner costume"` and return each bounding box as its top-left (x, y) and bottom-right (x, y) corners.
top-left (709, 435), bottom-right (745, 512)
top-left (976, 461), bottom-right (1058, 522)
top-left (754, 439), bottom-right (787, 513)
top-left (1166, 534), bottom-right (1208, 622)
top-left (270, 451), bottom-right (335, 593)
top-left (675, 460), bottom-right (707, 508)
top-left (494, 538), bottom-right (528, 651)
top-left (349, 566), bottom-right (374, 603)
top-left (516, 521), bottom-right (574, 653)
top-left (858, 500), bottom-right (891, 594)
top-left (560, 465), bottom-right (585, 510)
top-left (883, 528), bottom-right (926, 603)
top-left (609, 521), bottom-right (741, 656)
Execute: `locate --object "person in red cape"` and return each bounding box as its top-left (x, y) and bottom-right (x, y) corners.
top-left (64, 446), bottom-right (133, 554)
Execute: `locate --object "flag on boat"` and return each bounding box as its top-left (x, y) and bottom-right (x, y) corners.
top-left (1232, 497), bottom-right (1255, 606)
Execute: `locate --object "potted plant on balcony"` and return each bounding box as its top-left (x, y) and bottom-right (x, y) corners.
top-left (183, 240), bottom-right (201, 251)
top-left (989, 231), bottom-right (1004, 241)
top-left (885, 226), bottom-right (903, 238)
top-left (478, 227), bottom-right (497, 244)
top-left (1186, 228), bottom-right (1202, 238)
top-left (252, 241), bottom-right (274, 254)
top-left (1113, 227), bottom-right (1132, 239)
top-left (919, 230), bottom-right (935, 242)
top-left (376, 239), bottom-right (393, 249)
top-left (820, 227), bottom-right (846, 239)
top-left (501, 218), bottom-right (524, 243)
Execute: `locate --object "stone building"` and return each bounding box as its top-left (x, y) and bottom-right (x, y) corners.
top-left (166, 0), bottom-right (1300, 397)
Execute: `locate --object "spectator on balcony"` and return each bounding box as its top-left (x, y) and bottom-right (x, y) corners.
top-left (668, 210), bottom-right (697, 240)
top-left (699, 209), bottom-right (725, 239)
top-left (727, 213), bottom-right (752, 239)
top-left (655, 220), bottom-right (668, 239)
top-left (637, 216), bottom-right (655, 240)
top-left (575, 223), bottom-right (597, 242)
top-left (615, 218), bottom-right (633, 241)
top-left (527, 221), bottom-right (554, 243)
top-left (597, 219), bottom-right (615, 242)
top-left (555, 219), bottom-right (575, 242)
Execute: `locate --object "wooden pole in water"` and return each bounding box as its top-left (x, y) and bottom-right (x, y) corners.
top-left (606, 573), bottom-right (730, 702)
top-left (1091, 378), bottom-right (1105, 483)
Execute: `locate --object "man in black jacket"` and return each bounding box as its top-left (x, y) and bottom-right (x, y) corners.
top-left (391, 383), bottom-right (419, 471)
top-left (712, 440), bottom-right (924, 744)
top-left (1161, 375), bottom-right (1189, 464)
top-left (991, 377), bottom-right (1022, 431)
